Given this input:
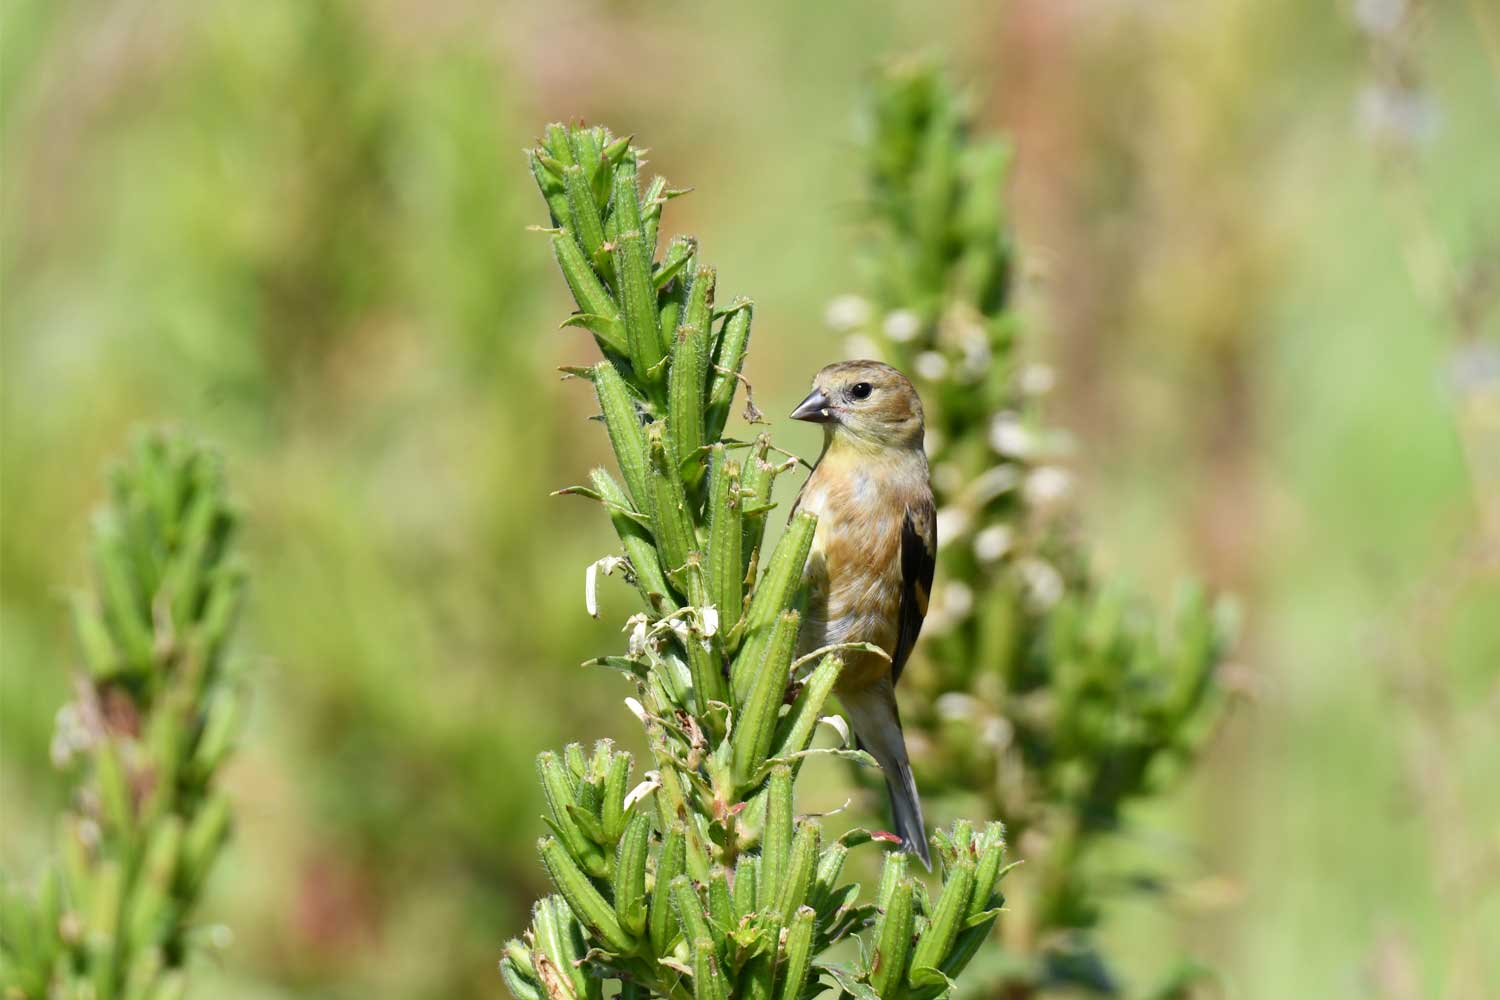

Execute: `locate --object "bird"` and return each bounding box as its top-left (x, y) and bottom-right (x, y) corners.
top-left (789, 360), bottom-right (936, 867)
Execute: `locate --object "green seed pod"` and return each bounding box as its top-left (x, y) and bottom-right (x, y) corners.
top-left (72, 597), bottom-right (120, 679)
top-left (190, 688), bottom-right (241, 780)
top-left (732, 854), bottom-right (759, 922)
top-left (868, 875), bottom-right (915, 998)
top-left (500, 950), bottom-right (544, 1000)
top-left (668, 264), bottom-right (715, 477)
top-left (692, 937), bottom-right (729, 1000)
top-left (532, 895), bottom-right (591, 1000)
top-left (772, 819), bottom-right (820, 924)
top-left (740, 954), bottom-right (776, 1000)
top-left (564, 164), bottom-right (607, 266)
top-left (706, 301), bottom-right (753, 442)
top-left (593, 362), bottom-right (652, 514)
top-left (776, 907), bottom-right (816, 1000)
top-left (770, 653), bottom-right (842, 763)
top-left (758, 765), bottom-right (794, 912)
top-left (610, 158), bottom-right (645, 244)
top-left (613, 231), bottom-right (666, 391)
top-left (179, 792), bottom-right (231, 897)
top-left (544, 123), bottom-right (578, 165)
top-left (538, 752), bottom-right (599, 866)
top-left (600, 749), bottom-right (633, 843)
top-left (731, 513), bottom-right (815, 703)
top-left (876, 852), bottom-right (909, 914)
top-left (649, 825), bottom-right (687, 955)
top-left (570, 126), bottom-right (604, 197)
top-left (538, 837), bottom-right (635, 954)
top-left (646, 424), bottom-right (697, 579)
top-left (704, 448), bottom-right (744, 637)
top-left (707, 867), bottom-right (734, 936)
top-left (94, 520), bottom-right (152, 672)
top-left (95, 738), bottom-right (135, 838)
top-left (808, 841), bottom-right (850, 915)
top-left (553, 236), bottom-right (626, 354)
top-left (654, 236), bottom-right (697, 291)
top-left (591, 469), bottom-right (675, 607)
top-left (613, 810), bottom-right (651, 937)
top-left (737, 438), bottom-right (776, 583)
top-left (530, 149), bottom-right (572, 232)
top-left (670, 876), bottom-right (714, 958)
top-left (731, 612), bottom-right (799, 786)
top-left (969, 823), bottom-right (1007, 920)
top-left (907, 861), bottom-right (975, 987)
top-left (641, 175), bottom-right (667, 259)
top-left (126, 816), bottom-right (184, 951)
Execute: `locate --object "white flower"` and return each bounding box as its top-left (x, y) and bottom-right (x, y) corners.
top-left (1024, 466), bottom-right (1072, 506)
top-left (584, 555), bottom-right (629, 618)
top-left (818, 715), bottom-right (852, 746)
top-left (1019, 558), bottom-right (1064, 608)
top-left (935, 692), bottom-right (982, 720)
top-left (988, 412), bottom-right (1035, 458)
top-left (624, 614), bottom-right (651, 655)
top-left (825, 294), bottom-right (872, 331)
top-left (973, 524), bottom-right (1014, 562)
top-left (624, 774), bottom-right (661, 809)
top-left (935, 507), bottom-right (969, 549)
top-left (883, 309), bottom-right (923, 342)
top-left (697, 605), bottom-right (720, 638)
top-left (1020, 363), bottom-right (1055, 396)
top-left (915, 351), bottom-right (950, 382)
top-left (968, 465), bottom-right (1020, 505)
top-left (843, 334), bottom-right (881, 360)
top-left (624, 697), bottom-right (648, 723)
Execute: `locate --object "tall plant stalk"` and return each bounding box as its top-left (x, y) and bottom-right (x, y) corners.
top-left (828, 60), bottom-right (1235, 997)
top-left (500, 123), bottom-right (1014, 1000)
top-left (1, 432), bottom-right (248, 1000)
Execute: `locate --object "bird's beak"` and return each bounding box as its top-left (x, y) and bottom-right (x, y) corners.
top-left (790, 387), bottom-right (833, 423)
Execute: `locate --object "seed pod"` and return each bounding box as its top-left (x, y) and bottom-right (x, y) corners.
top-left (593, 363), bottom-right (652, 514)
top-left (649, 826), bottom-right (687, 954)
top-left (179, 792), bottom-right (231, 897)
top-left (191, 688), bottom-right (241, 780)
top-left (969, 823), bottom-right (1007, 920)
top-left (564, 164), bottom-right (607, 267)
top-left (707, 867), bottom-right (734, 936)
top-left (907, 861), bottom-right (975, 987)
top-left (569, 126), bottom-right (604, 198)
top-left (808, 841), bottom-right (850, 915)
top-left (94, 519), bottom-right (152, 672)
top-left (126, 815), bottom-right (183, 951)
top-left (613, 811), bottom-right (651, 937)
top-left (544, 123), bottom-right (577, 165)
top-left (770, 654), bottom-right (841, 763)
top-left (538, 837), bottom-right (635, 954)
top-left (740, 954), bottom-right (776, 1000)
top-left (501, 946), bottom-right (544, 1000)
top-left (613, 231), bottom-right (665, 390)
top-left (704, 448), bottom-right (744, 636)
top-left (600, 749), bottom-right (633, 842)
top-left (876, 852), bottom-right (909, 914)
top-left (530, 149), bottom-right (572, 231)
top-left (73, 598), bottom-right (120, 679)
top-left (731, 513), bottom-right (815, 703)
top-left (758, 765), bottom-right (794, 912)
top-left (553, 236), bottom-right (626, 354)
top-left (772, 820), bottom-right (820, 924)
top-left (706, 301), bottom-right (753, 442)
top-left (610, 158), bottom-right (644, 243)
top-left (537, 751), bottom-right (608, 877)
top-left (732, 854), bottom-right (759, 922)
top-left (869, 875), bottom-right (915, 998)
top-left (591, 469), bottom-right (675, 607)
top-left (668, 264), bottom-right (715, 476)
top-left (692, 937), bottom-right (729, 1000)
top-left (776, 906), bottom-right (816, 1000)
top-left (737, 437), bottom-right (776, 584)
top-left (646, 424), bottom-right (696, 579)
top-left (654, 236), bottom-right (697, 291)
top-left (95, 738), bottom-right (134, 838)
top-left (641, 175), bottom-right (667, 259)
top-left (731, 611), bottom-right (799, 786)
top-left (670, 876), bottom-right (714, 957)
top-left (532, 895), bottom-right (592, 1000)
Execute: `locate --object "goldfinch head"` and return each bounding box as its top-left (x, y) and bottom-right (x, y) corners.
top-left (791, 360), bottom-right (925, 450)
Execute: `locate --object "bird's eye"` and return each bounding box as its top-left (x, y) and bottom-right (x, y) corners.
top-left (849, 382), bottom-right (873, 400)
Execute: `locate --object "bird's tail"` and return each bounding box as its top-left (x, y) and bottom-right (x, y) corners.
top-left (840, 680), bottom-right (931, 869)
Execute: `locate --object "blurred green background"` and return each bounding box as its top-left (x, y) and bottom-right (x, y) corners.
top-left (3, 1), bottom-right (1496, 998)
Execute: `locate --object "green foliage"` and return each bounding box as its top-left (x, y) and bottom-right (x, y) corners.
top-left (1, 432), bottom-right (247, 1000)
top-left (502, 123), bottom-right (1013, 1000)
top-left (834, 60), bottom-right (1236, 995)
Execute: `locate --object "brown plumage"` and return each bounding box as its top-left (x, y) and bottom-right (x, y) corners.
top-left (790, 361), bottom-right (936, 866)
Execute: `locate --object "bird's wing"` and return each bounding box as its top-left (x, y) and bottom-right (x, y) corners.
top-left (892, 498), bottom-right (936, 683)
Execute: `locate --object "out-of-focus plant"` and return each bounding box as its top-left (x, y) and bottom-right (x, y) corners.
top-left (826, 60), bottom-right (1236, 996)
top-left (1, 432), bottom-right (247, 1000)
top-left (501, 122), bottom-right (1014, 1000)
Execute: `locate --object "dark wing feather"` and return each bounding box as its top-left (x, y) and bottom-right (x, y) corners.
top-left (892, 500), bottom-right (936, 684)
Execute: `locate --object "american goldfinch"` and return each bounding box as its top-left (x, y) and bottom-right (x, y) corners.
top-left (791, 361), bottom-right (936, 866)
